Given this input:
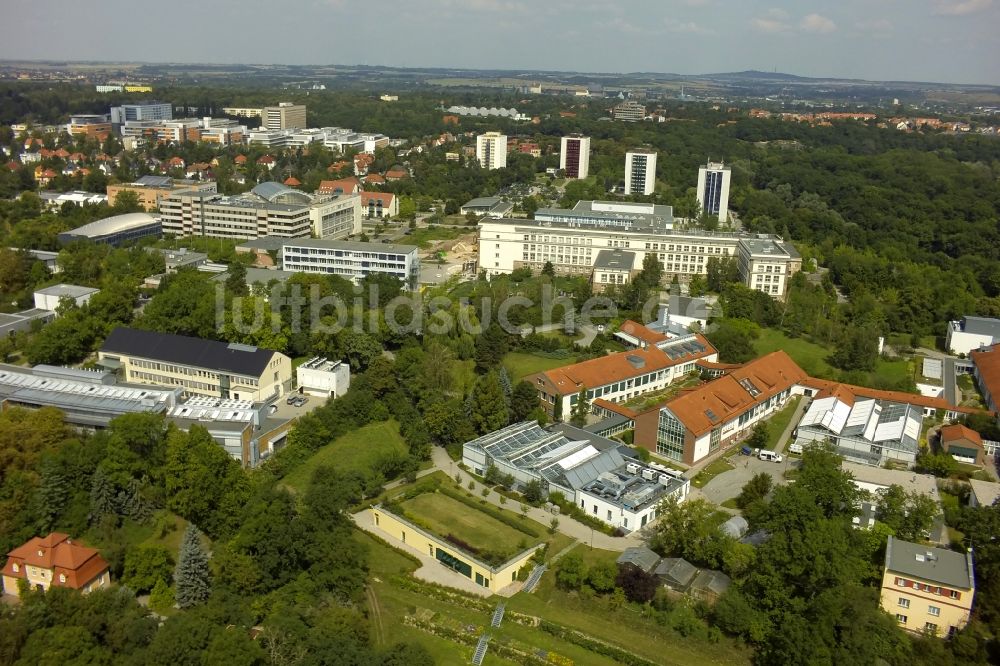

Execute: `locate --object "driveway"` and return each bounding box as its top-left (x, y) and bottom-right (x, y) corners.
top-left (700, 455), bottom-right (799, 505)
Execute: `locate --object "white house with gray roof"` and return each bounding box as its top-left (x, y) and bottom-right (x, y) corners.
top-left (946, 316), bottom-right (1000, 356)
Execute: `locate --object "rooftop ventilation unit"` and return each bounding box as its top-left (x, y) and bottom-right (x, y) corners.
top-left (641, 468), bottom-right (656, 481)
top-left (626, 462), bottom-right (640, 475)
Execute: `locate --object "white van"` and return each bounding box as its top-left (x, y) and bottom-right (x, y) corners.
top-left (758, 449), bottom-right (783, 463)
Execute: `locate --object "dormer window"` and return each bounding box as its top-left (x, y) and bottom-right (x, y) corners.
top-left (37, 549), bottom-right (44, 557)
top-left (11, 563), bottom-right (18, 573)
top-left (59, 573), bottom-right (66, 583)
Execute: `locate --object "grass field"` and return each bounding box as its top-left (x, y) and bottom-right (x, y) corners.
top-left (399, 492), bottom-right (543, 556)
top-left (282, 420), bottom-right (407, 492)
top-left (691, 457), bottom-right (735, 488)
top-left (406, 226), bottom-right (474, 249)
top-left (503, 351), bottom-right (573, 380)
top-left (755, 328), bottom-right (914, 389)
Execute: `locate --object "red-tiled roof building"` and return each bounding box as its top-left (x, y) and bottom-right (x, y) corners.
top-left (528, 326), bottom-right (717, 421)
top-left (634, 351), bottom-right (806, 464)
top-left (2, 533), bottom-right (110, 597)
top-left (940, 424), bottom-right (986, 466)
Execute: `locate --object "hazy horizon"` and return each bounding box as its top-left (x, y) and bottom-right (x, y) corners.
top-left (4, 0), bottom-right (999, 86)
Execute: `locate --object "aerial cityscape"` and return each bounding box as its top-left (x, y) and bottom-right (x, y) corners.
top-left (0, 1), bottom-right (998, 664)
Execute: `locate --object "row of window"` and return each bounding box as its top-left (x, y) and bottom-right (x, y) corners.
top-left (895, 577), bottom-right (962, 599)
top-left (897, 597), bottom-right (941, 616)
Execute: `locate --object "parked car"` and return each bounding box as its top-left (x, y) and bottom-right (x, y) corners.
top-left (758, 449), bottom-right (783, 463)
top-left (740, 445), bottom-right (752, 456)
top-left (286, 394), bottom-right (298, 405)
top-left (788, 442), bottom-right (804, 455)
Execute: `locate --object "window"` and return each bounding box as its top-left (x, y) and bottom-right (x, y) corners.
top-left (607, 510), bottom-right (612, 521)
top-left (593, 504), bottom-right (598, 514)
top-left (895, 577), bottom-right (908, 587)
top-left (59, 573), bottom-right (66, 583)
top-left (11, 563), bottom-right (17, 573)
top-left (928, 606), bottom-right (940, 617)
top-left (925, 622), bottom-right (938, 633)
top-left (896, 614), bottom-right (908, 624)
top-left (898, 598), bottom-right (910, 609)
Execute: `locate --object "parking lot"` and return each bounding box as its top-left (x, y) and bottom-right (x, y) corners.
top-left (269, 391), bottom-right (329, 420)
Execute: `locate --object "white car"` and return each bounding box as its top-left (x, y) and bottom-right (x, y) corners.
top-left (596, 324), bottom-right (606, 333)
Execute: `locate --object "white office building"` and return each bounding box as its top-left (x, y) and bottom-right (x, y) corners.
top-left (738, 237), bottom-right (802, 299)
top-left (560, 135), bottom-right (590, 179)
top-left (697, 161), bottom-right (732, 223)
top-left (476, 132), bottom-right (508, 170)
top-left (160, 182), bottom-right (360, 241)
top-left (281, 238), bottom-right (420, 289)
top-left (947, 316), bottom-right (1000, 356)
top-left (110, 102), bottom-right (172, 126)
top-left (263, 103), bottom-right (307, 130)
top-left (625, 150), bottom-right (656, 195)
top-left (33, 284), bottom-right (99, 311)
top-left (296, 357), bottom-right (350, 397)
top-left (478, 203), bottom-right (800, 299)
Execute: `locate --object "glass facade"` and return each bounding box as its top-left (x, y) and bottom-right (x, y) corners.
top-left (703, 171), bottom-right (724, 215)
top-left (656, 409), bottom-right (686, 461)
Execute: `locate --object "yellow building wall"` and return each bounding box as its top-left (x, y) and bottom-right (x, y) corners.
top-left (372, 508), bottom-right (537, 592)
top-left (880, 571), bottom-right (973, 637)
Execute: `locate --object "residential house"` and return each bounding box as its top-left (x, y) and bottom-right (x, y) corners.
top-left (946, 316), bottom-right (1000, 356)
top-left (361, 192), bottom-right (399, 219)
top-left (880, 536), bottom-right (974, 638)
top-left (317, 177), bottom-right (361, 195)
top-left (939, 424), bottom-right (987, 466)
top-left (2, 533), bottom-right (111, 597)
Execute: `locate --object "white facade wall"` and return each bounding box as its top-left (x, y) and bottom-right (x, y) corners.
top-left (281, 241), bottom-right (420, 289)
top-left (297, 361), bottom-right (351, 397)
top-left (310, 195), bottom-right (362, 239)
top-left (697, 163), bottom-right (731, 223)
top-left (947, 329), bottom-right (996, 356)
top-left (741, 254), bottom-right (791, 299)
top-left (559, 136), bottom-right (591, 179)
top-left (33, 288), bottom-right (97, 311)
top-left (476, 132), bottom-right (507, 170)
top-left (625, 151), bottom-right (656, 195)
top-left (478, 219), bottom-right (741, 279)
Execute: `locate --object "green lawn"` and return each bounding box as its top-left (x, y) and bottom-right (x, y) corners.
top-left (282, 420), bottom-right (408, 492)
top-left (765, 397), bottom-right (802, 452)
top-left (754, 329), bottom-right (835, 378)
top-left (503, 352), bottom-right (573, 381)
top-left (399, 492), bottom-right (543, 556)
top-left (692, 457), bottom-right (735, 488)
top-left (755, 328), bottom-right (914, 390)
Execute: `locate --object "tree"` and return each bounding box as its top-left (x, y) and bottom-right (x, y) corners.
top-left (123, 545), bottom-right (174, 594)
top-left (830, 326), bottom-right (880, 372)
top-left (173, 524), bottom-right (211, 609)
top-left (705, 318), bottom-right (760, 363)
top-left (523, 479), bottom-right (544, 504)
top-left (736, 472), bottom-right (773, 510)
top-left (616, 564), bottom-right (659, 603)
top-left (745, 422), bottom-right (769, 451)
top-left (148, 578), bottom-right (175, 613)
top-left (649, 497), bottom-right (729, 569)
top-left (555, 551), bottom-right (585, 590)
top-left (474, 324), bottom-right (509, 373)
top-left (542, 261), bottom-right (555, 277)
top-left (796, 442), bottom-right (858, 519)
top-left (111, 189), bottom-right (143, 214)
top-left (225, 262), bottom-right (248, 296)
top-left (569, 388), bottom-right (590, 427)
top-left (876, 484), bottom-right (938, 541)
top-left (469, 371), bottom-right (508, 435)
top-left (510, 380), bottom-right (540, 422)
top-left (586, 560), bottom-right (618, 593)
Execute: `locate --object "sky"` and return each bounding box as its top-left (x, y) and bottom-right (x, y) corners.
top-left (4, 0), bottom-right (999, 85)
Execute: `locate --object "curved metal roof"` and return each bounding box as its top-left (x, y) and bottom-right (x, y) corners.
top-left (251, 181), bottom-right (313, 205)
top-left (65, 212), bottom-right (159, 238)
